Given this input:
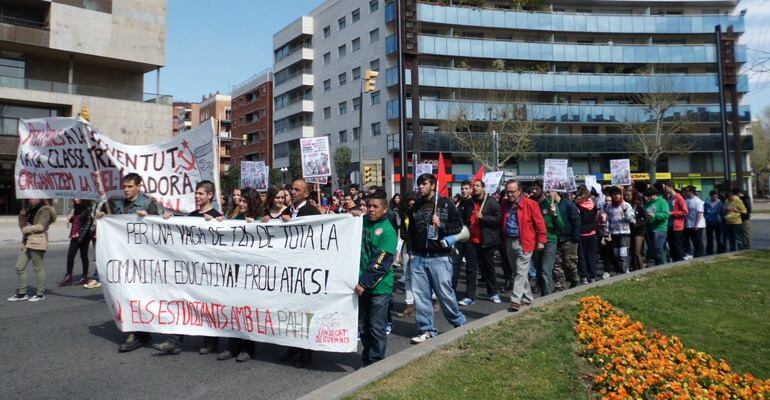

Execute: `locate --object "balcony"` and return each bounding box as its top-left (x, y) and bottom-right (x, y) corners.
top-left (414, 66), bottom-right (749, 94)
top-left (387, 132), bottom-right (754, 154)
top-left (273, 72), bottom-right (313, 96)
top-left (418, 35), bottom-right (747, 64)
top-left (418, 3), bottom-right (746, 35)
top-left (0, 74), bottom-right (172, 104)
top-left (274, 125), bottom-right (313, 144)
top-left (274, 47), bottom-right (314, 75)
top-left (273, 99), bottom-right (313, 121)
top-left (407, 99), bottom-right (751, 124)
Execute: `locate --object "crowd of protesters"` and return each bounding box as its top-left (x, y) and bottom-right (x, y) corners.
top-left (6, 171), bottom-right (753, 368)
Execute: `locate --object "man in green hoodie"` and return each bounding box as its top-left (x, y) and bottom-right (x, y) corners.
top-left (530, 181), bottom-right (564, 296)
top-left (643, 188), bottom-right (670, 265)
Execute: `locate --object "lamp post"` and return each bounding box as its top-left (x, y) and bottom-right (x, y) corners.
top-left (280, 167), bottom-right (288, 185)
top-left (488, 107), bottom-right (498, 170)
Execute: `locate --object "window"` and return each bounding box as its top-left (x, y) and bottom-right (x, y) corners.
top-left (323, 52), bottom-right (331, 65)
top-left (339, 101), bottom-right (347, 115)
top-left (323, 79), bottom-right (331, 92)
top-left (338, 72), bottom-right (347, 86)
top-left (352, 8), bottom-right (360, 22)
top-left (275, 142), bottom-right (289, 158)
top-left (352, 97), bottom-right (361, 111)
top-left (370, 58), bottom-right (380, 71)
top-left (370, 90), bottom-right (381, 105)
top-left (369, 28), bottom-right (380, 43)
top-left (352, 67), bottom-right (361, 81)
top-left (370, 122), bottom-right (381, 136)
top-left (339, 130), bottom-right (348, 143)
top-left (385, 34), bottom-right (397, 54)
top-left (338, 16), bottom-right (346, 30)
top-left (324, 107), bottom-right (331, 120)
top-left (369, 0), bottom-right (379, 12)
top-left (338, 44), bottom-right (347, 58)
top-left (323, 25), bottom-right (330, 38)
top-left (353, 127), bottom-right (360, 140)
top-left (582, 126), bottom-right (599, 134)
top-left (352, 37), bottom-right (361, 52)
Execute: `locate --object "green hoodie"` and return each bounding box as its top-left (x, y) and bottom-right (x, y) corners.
top-left (644, 196), bottom-right (670, 233)
top-left (538, 197), bottom-right (565, 244)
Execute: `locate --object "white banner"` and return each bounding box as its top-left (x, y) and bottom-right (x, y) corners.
top-left (241, 161), bottom-right (268, 191)
top-left (610, 159), bottom-right (632, 186)
top-left (96, 214), bottom-right (362, 352)
top-left (543, 159), bottom-right (569, 192)
top-left (414, 163), bottom-right (433, 179)
top-left (15, 117), bottom-right (220, 213)
top-left (483, 171), bottom-right (504, 194)
top-left (566, 167), bottom-right (578, 193)
top-left (300, 137), bottom-right (331, 178)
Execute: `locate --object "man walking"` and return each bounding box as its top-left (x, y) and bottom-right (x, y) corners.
top-left (96, 173), bottom-right (162, 352)
top-left (555, 192), bottom-right (581, 290)
top-left (683, 186), bottom-right (705, 258)
top-left (530, 181), bottom-right (563, 296)
top-left (500, 180), bottom-right (547, 311)
top-left (457, 179), bottom-right (502, 306)
top-left (356, 189), bottom-right (398, 366)
top-left (452, 180), bottom-right (473, 291)
top-left (407, 174), bottom-right (466, 344)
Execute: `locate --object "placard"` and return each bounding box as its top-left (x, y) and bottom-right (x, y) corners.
top-left (610, 159), bottom-right (632, 186)
top-left (300, 137), bottom-right (331, 178)
top-left (543, 159), bottom-right (569, 192)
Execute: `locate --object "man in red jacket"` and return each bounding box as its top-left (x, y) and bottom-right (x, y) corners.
top-left (663, 181), bottom-right (688, 262)
top-left (500, 180), bottom-right (547, 311)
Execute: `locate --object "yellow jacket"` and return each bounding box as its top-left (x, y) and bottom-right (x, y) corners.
top-left (724, 197), bottom-right (746, 225)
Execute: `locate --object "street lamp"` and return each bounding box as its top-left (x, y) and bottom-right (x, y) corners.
top-left (488, 107), bottom-right (498, 170)
top-left (280, 167), bottom-right (288, 184)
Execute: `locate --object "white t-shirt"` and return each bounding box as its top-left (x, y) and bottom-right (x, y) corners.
top-left (685, 196), bottom-right (706, 229)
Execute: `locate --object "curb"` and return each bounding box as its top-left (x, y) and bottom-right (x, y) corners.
top-left (298, 250), bottom-right (758, 400)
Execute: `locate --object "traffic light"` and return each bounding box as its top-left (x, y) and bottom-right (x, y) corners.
top-left (364, 165), bottom-right (374, 184)
top-left (363, 69), bottom-right (379, 93)
top-left (80, 104), bottom-right (90, 122)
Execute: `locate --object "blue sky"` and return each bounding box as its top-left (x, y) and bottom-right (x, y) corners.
top-left (151, 0), bottom-right (770, 115)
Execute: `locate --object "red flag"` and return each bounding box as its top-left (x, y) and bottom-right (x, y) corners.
top-left (472, 165), bottom-right (485, 184)
top-left (437, 152), bottom-right (449, 197)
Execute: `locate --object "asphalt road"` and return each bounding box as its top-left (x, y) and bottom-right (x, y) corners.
top-left (1, 224), bottom-right (768, 400)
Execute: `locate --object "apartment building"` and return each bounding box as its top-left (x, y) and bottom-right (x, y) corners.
top-left (231, 68), bottom-right (273, 168)
top-left (272, 0), bottom-right (394, 188)
top-left (199, 92), bottom-right (233, 175)
top-left (0, 0), bottom-right (171, 214)
top-left (275, 0), bottom-right (751, 195)
top-left (173, 101), bottom-right (200, 136)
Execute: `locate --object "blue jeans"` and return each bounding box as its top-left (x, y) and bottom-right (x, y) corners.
top-left (411, 255), bottom-right (466, 336)
top-left (358, 293), bottom-right (390, 365)
top-left (646, 230), bottom-right (667, 265)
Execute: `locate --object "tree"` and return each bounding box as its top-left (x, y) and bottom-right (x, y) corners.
top-left (289, 148), bottom-right (302, 182)
top-left (269, 168), bottom-right (283, 186)
top-left (623, 80), bottom-right (695, 184)
top-left (334, 146), bottom-right (352, 187)
top-left (222, 164), bottom-right (240, 192)
top-left (750, 108), bottom-right (770, 196)
top-left (441, 92), bottom-right (541, 171)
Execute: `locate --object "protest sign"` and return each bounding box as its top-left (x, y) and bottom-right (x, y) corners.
top-left (241, 161), bottom-right (268, 191)
top-left (96, 213), bottom-right (362, 352)
top-left (300, 137), bottom-right (331, 178)
top-left (483, 171), bottom-right (504, 194)
top-left (610, 159), bottom-right (632, 186)
top-left (543, 159), bottom-right (569, 192)
top-left (414, 163), bottom-right (433, 178)
top-left (15, 117), bottom-right (220, 213)
top-left (566, 167), bottom-right (578, 192)
top-left (305, 176), bottom-right (328, 185)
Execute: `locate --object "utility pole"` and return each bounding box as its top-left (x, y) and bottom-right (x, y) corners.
top-left (715, 24), bottom-right (743, 190)
top-left (396, 0), bottom-right (408, 195)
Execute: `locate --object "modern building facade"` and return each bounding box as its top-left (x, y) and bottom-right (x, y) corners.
top-left (0, 0), bottom-right (171, 214)
top-left (231, 68), bottom-right (273, 168)
top-left (274, 0), bottom-right (751, 195)
top-left (198, 93), bottom-right (233, 176)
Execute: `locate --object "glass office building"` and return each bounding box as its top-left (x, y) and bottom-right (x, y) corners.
top-left (384, 0), bottom-right (751, 193)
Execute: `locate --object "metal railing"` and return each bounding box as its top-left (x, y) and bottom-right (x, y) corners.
top-left (0, 74), bottom-right (171, 105)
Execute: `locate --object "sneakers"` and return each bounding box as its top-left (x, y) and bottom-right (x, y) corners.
top-left (118, 333), bottom-right (146, 353)
top-left (7, 293), bottom-right (29, 302)
top-left (76, 276), bottom-right (89, 285)
top-left (602, 272), bottom-right (611, 280)
top-left (385, 322), bottom-right (393, 335)
top-left (458, 297), bottom-right (475, 306)
top-left (490, 294), bottom-right (502, 304)
top-left (28, 294), bottom-right (45, 302)
top-left (217, 350), bottom-right (233, 361)
top-left (410, 332), bottom-right (433, 344)
top-left (152, 340), bottom-right (182, 355)
top-left (508, 302), bottom-right (521, 312)
top-left (683, 255), bottom-right (693, 260)
top-left (579, 277), bottom-right (589, 285)
top-left (84, 279), bottom-right (102, 289)
top-left (236, 351), bottom-right (251, 362)
top-left (57, 274), bottom-right (72, 287)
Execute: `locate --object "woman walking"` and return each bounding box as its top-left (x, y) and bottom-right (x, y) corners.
top-left (8, 199), bottom-right (56, 302)
top-left (58, 199), bottom-right (95, 286)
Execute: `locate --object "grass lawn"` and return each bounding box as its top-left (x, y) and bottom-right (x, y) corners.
top-left (349, 250), bottom-right (770, 400)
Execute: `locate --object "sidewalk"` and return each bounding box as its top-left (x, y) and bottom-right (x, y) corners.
top-left (0, 218), bottom-right (71, 246)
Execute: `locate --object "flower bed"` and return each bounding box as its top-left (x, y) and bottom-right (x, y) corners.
top-left (575, 296), bottom-right (770, 399)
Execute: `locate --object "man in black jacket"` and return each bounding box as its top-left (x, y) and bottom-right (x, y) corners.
top-left (452, 180), bottom-right (473, 290)
top-left (458, 179), bottom-right (502, 306)
top-left (280, 179), bottom-right (320, 367)
top-left (406, 174), bottom-right (466, 344)
top-left (555, 192), bottom-right (581, 290)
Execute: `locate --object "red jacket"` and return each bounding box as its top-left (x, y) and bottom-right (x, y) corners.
top-left (501, 195), bottom-right (547, 253)
top-left (669, 192), bottom-right (688, 231)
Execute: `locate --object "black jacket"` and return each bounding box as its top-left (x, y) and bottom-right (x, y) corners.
top-left (558, 198), bottom-right (581, 242)
top-left (462, 194), bottom-right (501, 248)
top-left (407, 194), bottom-right (463, 255)
top-left (282, 201), bottom-right (321, 218)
